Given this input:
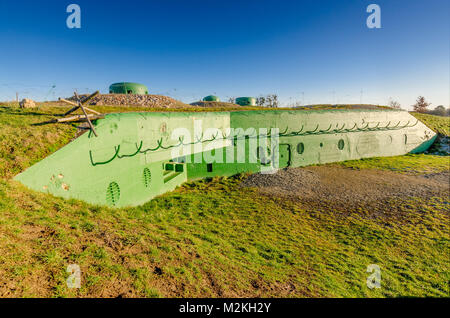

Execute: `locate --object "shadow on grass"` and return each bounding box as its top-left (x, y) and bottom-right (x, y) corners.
top-left (0, 106), bottom-right (53, 117)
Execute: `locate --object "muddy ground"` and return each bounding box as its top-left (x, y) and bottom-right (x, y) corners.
top-left (241, 165), bottom-right (450, 220)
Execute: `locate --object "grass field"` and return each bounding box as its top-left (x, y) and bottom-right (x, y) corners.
top-left (0, 105), bottom-right (448, 297)
top-left (338, 154), bottom-right (449, 174)
top-left (411, 112), bottom-right (450, 136)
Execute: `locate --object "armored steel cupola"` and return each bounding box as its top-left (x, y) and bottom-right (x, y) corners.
top-left (109, 82), bottom-right (148, 95)
top-left (236, 97), bottom-right (256, 106)
top-left (203, 95), bottom-right (220, 102)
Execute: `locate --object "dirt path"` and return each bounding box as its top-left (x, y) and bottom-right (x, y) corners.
top-left (241, 165), bottom-right (450, 219)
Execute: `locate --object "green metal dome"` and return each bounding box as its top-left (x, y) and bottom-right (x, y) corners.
top-left (236, 97), bottom-right (256, 106)
top-left (109, 82), bottom-right (148, 95)
top-left (203, 95), bottom-right (220, 102)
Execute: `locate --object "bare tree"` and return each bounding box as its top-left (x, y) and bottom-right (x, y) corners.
top-left (388, 99), bottom-right (401, 109)
top-left (256, 95), bottom-right (266, 106)
top-left (266, 94), bottom-right (279, 108)
top-left (227, 97), bottom-right (236, 104)
top-left (412, 96), bottom-right (431, 113)
top-left (255, 94), bottom-right (278, 107)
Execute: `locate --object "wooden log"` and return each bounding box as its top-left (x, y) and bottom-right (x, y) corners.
top-left (59, 98), bottom-right (100, 115)
top-left (57, 114), bottom-right (104, 123)
top-left (74, 92), bottom-right (81, 102)
top-left (62, 105), bottom-right (80, 116)
top-left (32, 114), bottom-right (104, 126)
top-left (79, 103), bottom-right (98, 137)
top-left (82, 106), bottom-right (101, 115)
top-left (32, 119), bottom-right (58, 126)
top-left (58, 98), bottom-right (79, 108)
top-left (72, 92), bottom-right (98, 136)
top-left (80, 90), bottom-right (100, 105)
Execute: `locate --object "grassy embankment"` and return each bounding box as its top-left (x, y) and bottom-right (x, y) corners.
top-left (412, 112), bottom-right (449, 136)
top-left (0, 105), bottom-right (448, 297)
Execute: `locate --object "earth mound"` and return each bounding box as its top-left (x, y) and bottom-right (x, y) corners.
top-left (190, 101), bottom-right (240, 108)
top-left (68, 93), bottom-right (187, 108)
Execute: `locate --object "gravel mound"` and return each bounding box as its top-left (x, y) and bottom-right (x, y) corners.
top-left (190, 101), bottom-right (240, 108)
top-left (68, 94), bottom-right (185, 108)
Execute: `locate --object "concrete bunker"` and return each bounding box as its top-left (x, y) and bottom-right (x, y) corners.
top-left (109, 82), bottom-right (149, 95)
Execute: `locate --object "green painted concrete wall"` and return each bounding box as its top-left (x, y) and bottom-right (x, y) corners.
top-left (15, 109), bottom-right (436, 207)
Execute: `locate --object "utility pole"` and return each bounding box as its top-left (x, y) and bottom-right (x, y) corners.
top-left (16, 92), bottom-right (18, 102)
top-left (360, 89), bottom-right (363, 104)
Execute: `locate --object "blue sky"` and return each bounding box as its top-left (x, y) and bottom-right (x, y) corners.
top-left (0, 0), bottom-right (448, 109)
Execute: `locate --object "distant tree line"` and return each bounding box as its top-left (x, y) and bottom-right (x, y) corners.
top-left (256, 94), bottom-right (279, 108)
top-left (412, 96), bottom-right (449, 116)
top-left (228, 94), bottom-right (279, 107)
top-left (389, 96), bottom-right (449, 116)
